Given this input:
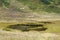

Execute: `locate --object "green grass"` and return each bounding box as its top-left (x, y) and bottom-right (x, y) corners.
top-left (0, 0), bottom-right (60, 14)
top-left (16, 0), bottom-right (60, 14)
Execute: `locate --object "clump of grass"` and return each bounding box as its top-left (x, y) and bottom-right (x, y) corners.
top-left (0, 0), bottom-right (10, 8)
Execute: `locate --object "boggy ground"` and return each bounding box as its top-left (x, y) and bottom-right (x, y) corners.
top-left (0, 20), bottom-right (60, 32)
top-left (0, 20), bottom-right (60, 40)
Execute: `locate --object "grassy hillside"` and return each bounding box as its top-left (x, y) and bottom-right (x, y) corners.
top-left (0, 0), bottom-right (60, 21)
top-left (0, 0), bottom-right (60, 14)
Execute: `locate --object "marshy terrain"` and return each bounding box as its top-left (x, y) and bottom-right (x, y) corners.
top-left (0, 0), bottom-right (60, 40)
top-left (0, 21), bottom-right (60, 40)
top-left (0, 20), bottom-right (60, 32)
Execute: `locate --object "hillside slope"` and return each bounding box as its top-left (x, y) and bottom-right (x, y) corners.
top-left (0, 0), bottom-right (60, 22)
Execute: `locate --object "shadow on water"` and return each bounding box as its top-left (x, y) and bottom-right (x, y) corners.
top-left (4, 23), bottom-right (48, 32)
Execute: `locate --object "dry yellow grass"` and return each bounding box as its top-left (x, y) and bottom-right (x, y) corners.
top-left (0, 30), bottom-right (60, 40)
